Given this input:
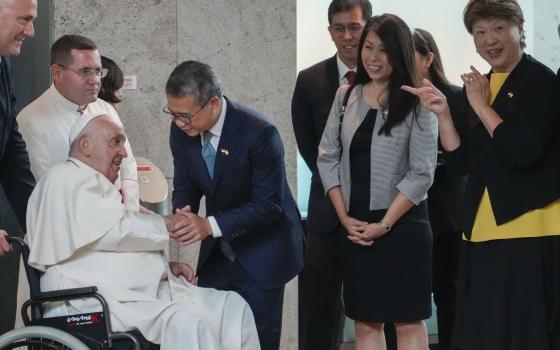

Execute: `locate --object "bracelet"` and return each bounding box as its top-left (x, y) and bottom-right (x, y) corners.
top-left (380, 221), bottom-right (392, 233)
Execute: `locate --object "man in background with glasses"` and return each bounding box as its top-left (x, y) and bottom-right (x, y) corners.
top-left (290, 1), bottom-right (372, 349)
top-left (17, 34), bottom-right (140, 211)
top-left (0, 0), bottom-right (38, 333)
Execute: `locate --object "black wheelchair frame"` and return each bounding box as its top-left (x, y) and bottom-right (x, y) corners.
top-left (4, 236), bottom-right (159, 350)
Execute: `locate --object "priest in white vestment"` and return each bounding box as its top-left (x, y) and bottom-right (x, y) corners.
top-left (26, 113), bottom-right (260, 350)
top-left (17, 34), bottom-right (139, 211)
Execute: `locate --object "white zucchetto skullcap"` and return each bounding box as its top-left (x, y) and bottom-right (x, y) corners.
top-left (69, 112), bottom-right (107, 143)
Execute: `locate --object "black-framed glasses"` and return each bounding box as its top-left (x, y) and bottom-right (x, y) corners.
top-left (57, 64), bottom-right (108, 79)
top-left (330, 23), bottom-right (364, 36)
top-left (162, 99), bottom-right (210, 124)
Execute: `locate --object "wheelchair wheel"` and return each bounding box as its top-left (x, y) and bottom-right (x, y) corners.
top-left (0, 326), bottom-right (89, 350)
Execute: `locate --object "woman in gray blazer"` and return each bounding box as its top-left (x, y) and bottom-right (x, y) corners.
top-left (317, 14), bottom-right (438, 350)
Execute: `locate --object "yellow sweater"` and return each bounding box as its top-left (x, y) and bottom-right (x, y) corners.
top-left (468, 73), bottom-right (560, 242)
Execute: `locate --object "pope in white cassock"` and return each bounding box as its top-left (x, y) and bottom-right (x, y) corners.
top-left (26, 112), bottom-right (260, 350)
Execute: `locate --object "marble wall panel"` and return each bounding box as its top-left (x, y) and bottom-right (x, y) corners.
top-left (176, 0), bottom-right (298, 193)
top-left (176, 3), bottom-right (299, 349)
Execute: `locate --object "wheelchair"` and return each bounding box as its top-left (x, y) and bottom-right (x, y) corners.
top-left (0, 236), bottom-right (159, 350)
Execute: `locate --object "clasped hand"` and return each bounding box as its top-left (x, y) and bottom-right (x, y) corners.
top-left (169, 261), bottom-right (197, 285)
top-left (341, 216), bottom-right (386, 247)
top-left (164, 205), bottom-right (212, 245)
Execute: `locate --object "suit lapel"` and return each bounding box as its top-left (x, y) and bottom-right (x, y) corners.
top-left (211, 99), bottom-right (241, 191)
top-left (325, 55), bottom-right (340, 102)
top-left (489, 54), bottom-right (527, 119)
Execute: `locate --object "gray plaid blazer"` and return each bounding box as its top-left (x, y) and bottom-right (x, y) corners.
top-left (318, 84), bottom-right (438, 211)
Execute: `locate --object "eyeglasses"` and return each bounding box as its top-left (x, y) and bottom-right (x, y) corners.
top-left (163, 100), bottom-right (210, 124)
top-left (330, 23), bottom-right (364, 36)
top-left (57, 64), bottom-right (108, 79)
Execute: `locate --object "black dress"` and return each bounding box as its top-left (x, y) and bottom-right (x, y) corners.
top-left (342, 109), bottom-right (433, 322)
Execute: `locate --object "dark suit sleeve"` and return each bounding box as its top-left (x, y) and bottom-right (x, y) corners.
top-left (492, 72), bottom-right (560, 168)
top-left (170, 124), bottom-right (203, 213)
top-left (0, 62), bottom-right (35, 231)
top-left (214, 125), bottom-right (285, 241)
top-left (291, 73), bottom-right (320, 174)
top-left (0, 127), bottom-right (35, 231)
top-left (443, 88), bottom-right (470, 176)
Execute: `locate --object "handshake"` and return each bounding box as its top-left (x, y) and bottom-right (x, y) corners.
top-left (161, 205), bottom-right (212, 246)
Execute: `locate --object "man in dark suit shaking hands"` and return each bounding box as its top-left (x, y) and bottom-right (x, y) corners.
top-left (291, 1), bottom-right (371, 349)
top-left (166, 61), bottom-right (304, 350)
top-left (0, 0), bottom-right (37, 333)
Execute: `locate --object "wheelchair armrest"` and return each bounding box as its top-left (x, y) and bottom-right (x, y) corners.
top-left (32, 286), bottom-right (99, 301)
top-left (23, 289), bottom-right (111, 329)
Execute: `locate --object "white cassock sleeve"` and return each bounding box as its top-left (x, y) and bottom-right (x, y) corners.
top-left (88, 211), bottom-right (168, 252)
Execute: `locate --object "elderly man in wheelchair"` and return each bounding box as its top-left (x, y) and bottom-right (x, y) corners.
top-left (0, 113), bottom-right (260, 350)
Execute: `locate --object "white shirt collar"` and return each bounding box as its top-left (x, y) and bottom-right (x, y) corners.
top-left (48, 84), bottom-right (90, 114)
top-left (336, 54), bottom-right (356, 85)
top-left (201, 96), bottom-right (227, 145)
top-left (210, 96), bottom-right (226, 137)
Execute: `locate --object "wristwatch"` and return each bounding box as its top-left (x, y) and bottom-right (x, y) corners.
top-left (380, 221), bottom-right (392, 233)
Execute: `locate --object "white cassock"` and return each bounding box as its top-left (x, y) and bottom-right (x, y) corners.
top-left (26, 158), bottom-right (260, 350)
top-left (17, 85), bottom-right (139, 211)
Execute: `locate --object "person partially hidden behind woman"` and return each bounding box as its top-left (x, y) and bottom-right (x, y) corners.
top-left (411, 28), bottom-right (467, 350)
top-left (99, 55), bottom-right (125, 107)
top-left (318, 13), bottom-right (438, 350)
top-left (403, 1), bottom-right (560, 349)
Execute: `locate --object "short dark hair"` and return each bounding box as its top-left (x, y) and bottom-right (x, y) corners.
top-left (165, 61), bottom-right (222, 106)
top-left (463, 0), bottom-right (524, 34)
top-left (99, 56), bottom-right (124, 104)
top-left (50, 34), bottom-right (97, 66)
top-left (327, 0), bottom-right (372, 25)
top-left (412, 28), bottom-right (450, 89)
top-left (356, 14), bottom-right (419, 136)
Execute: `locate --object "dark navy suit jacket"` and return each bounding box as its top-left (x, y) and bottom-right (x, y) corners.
top-left (170, 97), bottom-right (304, 290)
top-left (291, 55), bottom-right (340, 234)
top-left (0, 56), bottom-right (35, 334)
top-left (0, 57), bottom-right (35, 230)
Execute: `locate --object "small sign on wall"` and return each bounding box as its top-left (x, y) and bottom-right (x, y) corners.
top-left (123, 75), bottom-right (137, 90)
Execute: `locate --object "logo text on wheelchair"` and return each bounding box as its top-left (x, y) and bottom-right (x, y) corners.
top-left (66, 313), bottom-right (102, 327)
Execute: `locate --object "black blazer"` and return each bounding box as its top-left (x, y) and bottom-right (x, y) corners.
top-left (446, 54), bottom-right (560, 238)
top-left (427, 84), bottom-right (467, 234)
top-left (291, 55), bottom-right (340, 233)
top-left (0, 57), bottom-right (35, 230)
